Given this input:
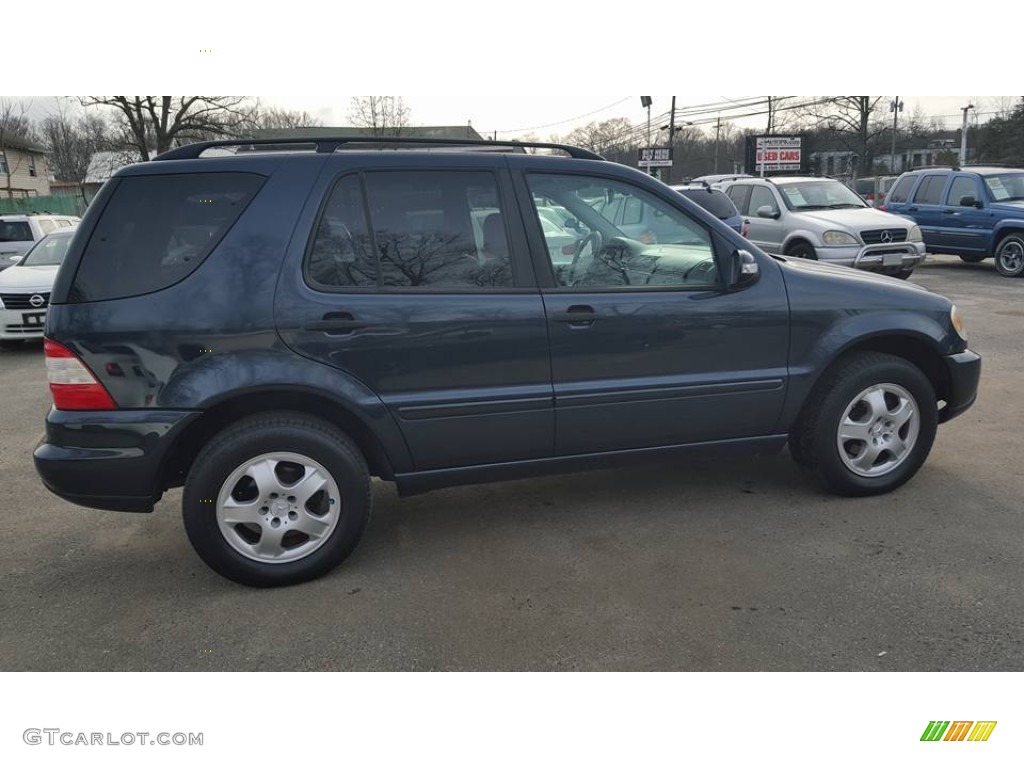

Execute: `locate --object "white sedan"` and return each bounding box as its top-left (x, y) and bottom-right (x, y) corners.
top-left (0, 229), bottom-right (75, 345)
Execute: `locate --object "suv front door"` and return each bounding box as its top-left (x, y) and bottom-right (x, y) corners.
top-left (938, 174), bottom-right (989, 257)
top-left (275, 157), bottom-right (553, 471)
top-left (514, 163), bottom-right (790, 456)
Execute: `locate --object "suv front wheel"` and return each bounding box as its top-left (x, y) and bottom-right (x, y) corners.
top-left (994, 233), bottom-right (1024, 277)
top-left (790, 352), bottom-right (937, 496)
top-left (182, 412), bottom-right (372, 587)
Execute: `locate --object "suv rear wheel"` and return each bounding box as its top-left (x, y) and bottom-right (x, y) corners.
top-left (790, 352), bottom-right (937, 496)
top-left (994, 233), bottom-right (1024, 277)
top-left (182, 412), bottom-right (371, 587)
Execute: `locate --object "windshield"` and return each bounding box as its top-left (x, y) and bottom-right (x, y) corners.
top-left (983, 173), bottom-right (1024, 202)
top-left (777, 180), bottom-right (867, 211)
top-left (20, 233), bottom-right (73, 266)
top-left (0, 221), bottom-right (32, 242)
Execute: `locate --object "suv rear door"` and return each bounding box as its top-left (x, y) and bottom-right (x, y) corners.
top-left (513, 161), bottom-right (790, 455)
top-left (274, 154), bottom-right (553, 471)
top-left (904, 172), bottom-right (949, 250)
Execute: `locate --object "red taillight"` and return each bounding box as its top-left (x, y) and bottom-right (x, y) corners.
top-left (741, 222), bottom-right (749, 237)
top-left (44, 338), bottom-right (117, 410)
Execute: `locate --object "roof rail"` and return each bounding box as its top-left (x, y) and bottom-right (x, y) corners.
top-left (153, 136), bottom-right (605, 162)
top-left (909, 165), bottom-right (960, 172)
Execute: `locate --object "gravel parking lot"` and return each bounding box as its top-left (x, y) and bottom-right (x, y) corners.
top-left (1, 254), bottom-right (1021, 671)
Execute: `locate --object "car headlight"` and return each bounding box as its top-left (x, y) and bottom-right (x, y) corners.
top-left (822, 230), bottom-right (859, 246)
top-left (951, 304), bottom-right (967, 341)
top-left (908, 225), bottom-right (923, 242)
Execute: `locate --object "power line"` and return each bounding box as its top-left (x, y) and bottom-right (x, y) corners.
top-left (491, 97), bottom-right (633, 135)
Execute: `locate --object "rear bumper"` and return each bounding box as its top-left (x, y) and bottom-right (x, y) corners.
top-left (33, 408), bottom-right (199, 513)
top-left (938, 349), bottom-right (981, 424)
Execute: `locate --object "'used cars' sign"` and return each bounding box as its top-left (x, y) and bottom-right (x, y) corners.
top-left (755, 136), bottom-right (802, 172)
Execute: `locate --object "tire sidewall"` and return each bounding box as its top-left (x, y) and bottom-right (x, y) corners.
top-left (788, 242), bottom-right (817, 260)
top-left (183, 421), bottom-right (370, 587)
top-left (810, 358), bottom-right (937, 495)
top-left (995, 234), bottom-right (1024, 277)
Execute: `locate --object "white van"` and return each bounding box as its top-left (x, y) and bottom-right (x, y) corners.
top-left (0, 214), bottom-right (81, 269)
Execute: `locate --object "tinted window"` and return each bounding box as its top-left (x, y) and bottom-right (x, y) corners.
top-left (946, 176), bottom-right (979, 206)
top-left (307, 175), bottom-right (377, 288)
top-left (911, 174), bottom-right (948, 205)
top-left (73, 172), bottom-right (264, 302)
top-left (526, 173), bottom-right (719, 290)
top-left (365, 171), bottom-right (513, 289)
top-left (888, 176), bottom-right (915, 204)
top-left (677, 189), bottom-right (738, 219)
top-left (0, 221), bottom-right (32, 242)
top-left (748, 186), bottom-right (777, 215)
top-left (726, 185), bottom-right (750, 212)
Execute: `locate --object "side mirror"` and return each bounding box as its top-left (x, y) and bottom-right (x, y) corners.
top-left (959, 195), bottom-right (979, 208)
top-left (756, 205), bottom-right (779, 219)
top-left (728, 249), bottom-right (760, 290)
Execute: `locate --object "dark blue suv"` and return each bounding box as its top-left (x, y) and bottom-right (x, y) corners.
top-left (33, 137), bottom-right (980, 586)
top-left (884, 166), bottom-right (1024, 277)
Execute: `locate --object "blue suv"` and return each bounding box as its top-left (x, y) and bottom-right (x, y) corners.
top-left (33, 137), bottom-right (980, 586)
top-left (884, 166), bottom-right (1024, 277)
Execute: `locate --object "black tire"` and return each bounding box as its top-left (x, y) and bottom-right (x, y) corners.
top-left (994, 233), bottom-right (1024, 277)
top-left (958, 254), bottom-right (986, 263)
top-left (786, 241), bottom-right (817, 260)
top-left (790, 352), bottom-right (937, 496)
top-left (183, 411), bottom-right (371, 587)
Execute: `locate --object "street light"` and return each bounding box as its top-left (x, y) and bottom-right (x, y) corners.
top-left (889, 97), bottom-right (903, 173)
top-left (960, 103), bottom-right (975, 166)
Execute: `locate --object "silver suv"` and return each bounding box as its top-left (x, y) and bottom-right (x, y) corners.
top-left (719, 176), bottom-right (926, 278)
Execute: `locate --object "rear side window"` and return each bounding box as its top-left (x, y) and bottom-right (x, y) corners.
top-left (887, 176), bottom-right (915, 204)
top-left (72, 172), bottom-right (264, 302)
top-left (911, 175), bottom-right (948, 205)
top-left (726, 184), bottom-right (750, 213)
top-left (0, 221), bottom-right (32, 242)
top-left (678, 189), bottom-right (738, 220)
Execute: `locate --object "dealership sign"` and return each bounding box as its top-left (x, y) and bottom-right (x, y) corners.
top-left (755, 136), bottom-right (802, 172)
top-left (638, 147), bottom-right (673, 168)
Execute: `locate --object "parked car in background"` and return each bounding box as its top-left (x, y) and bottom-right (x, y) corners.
top-left (883, 166), bottom-right (1024, 277)
top-left (0, 229), bottom-right (77, 345)
top-left (0, 214), bottom-right (80, 270)
top-left (717, 176), bottom-right (926, 278)
top-left (34, 136), bottom-right (979, 587)
top-left (670, 183), bottom-right (746, 236)
top-left (853, 175), bottom-right (899, 208)
top-left (689, 173), bottom-right (753, 185)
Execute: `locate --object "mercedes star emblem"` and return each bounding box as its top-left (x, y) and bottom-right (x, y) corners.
top-left (880, 231), bottom-right (893, 244)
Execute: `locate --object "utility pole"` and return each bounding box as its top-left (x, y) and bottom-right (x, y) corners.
top-left (714, 114), bottom-right (721, 173)
top-left (960, 103), bottom-right (975, 166)
top-left (667, 96), bottom-right (676, 183)
top-left (889, 97), bottom-right (903, 173)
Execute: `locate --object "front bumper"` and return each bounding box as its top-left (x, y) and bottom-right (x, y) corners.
top-left (0, 306), bottom-right (47, 340)
top-left (33, 408), bottom-right (199, 513)
top-left (938, 349), bottom-right (981, 424)
top-left (817, 241), bottom-right (927, 271)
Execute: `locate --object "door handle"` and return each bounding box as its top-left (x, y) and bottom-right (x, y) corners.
top-left (550, 304), bottom-right (596, 328)
top-left (941, 209), bottom-right (956, 214)
top-left (304, 312), bottom-right (368, 335)
top-left (907, 206), bottom-right (919, 212)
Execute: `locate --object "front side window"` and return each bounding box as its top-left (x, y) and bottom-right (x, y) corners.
top-left (726, 184), bottom-right (751, 212)
top-left (946, 176), bottom-right (980, 206)
top-left (526, 173), bottom-right (719, 290)
top-left (748, 186), bottom-right (778, 216)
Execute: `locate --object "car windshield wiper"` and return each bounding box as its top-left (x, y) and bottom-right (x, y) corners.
top-left (826, 203), bottom-right (864, 209)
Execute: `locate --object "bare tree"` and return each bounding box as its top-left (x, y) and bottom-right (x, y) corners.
top-left (800, 97), bottom-right (887, 177)
top-left (347, 97), bottom-right (411, 136)
top-left (40, 99), bottom-right (111, 191)
top-left (563, 118), bottom-right (636, 154)
top-left (248, 105), bottom-right (320, 132)
top-left (81, 96), bottom-right (259, 160)
top-left (0, 98), bottom-right (40, 198)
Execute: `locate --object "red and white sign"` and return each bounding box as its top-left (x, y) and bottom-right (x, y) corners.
top-left (756, 136), bottom-right (802, 172)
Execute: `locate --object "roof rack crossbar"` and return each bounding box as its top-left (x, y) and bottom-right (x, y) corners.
top-left (153, 136), bottom-right (605, 162)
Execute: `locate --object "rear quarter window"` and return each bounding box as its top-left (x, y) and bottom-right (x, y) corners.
top-left (679, 189), bottom-right (738, 220)
top-left (70, 172), bottom-right (264, 302)
top-left (887, 176), bottom-right (915, 204)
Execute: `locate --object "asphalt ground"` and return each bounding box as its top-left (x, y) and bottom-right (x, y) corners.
top-left (1, 254), bottom-right (1021, 670)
